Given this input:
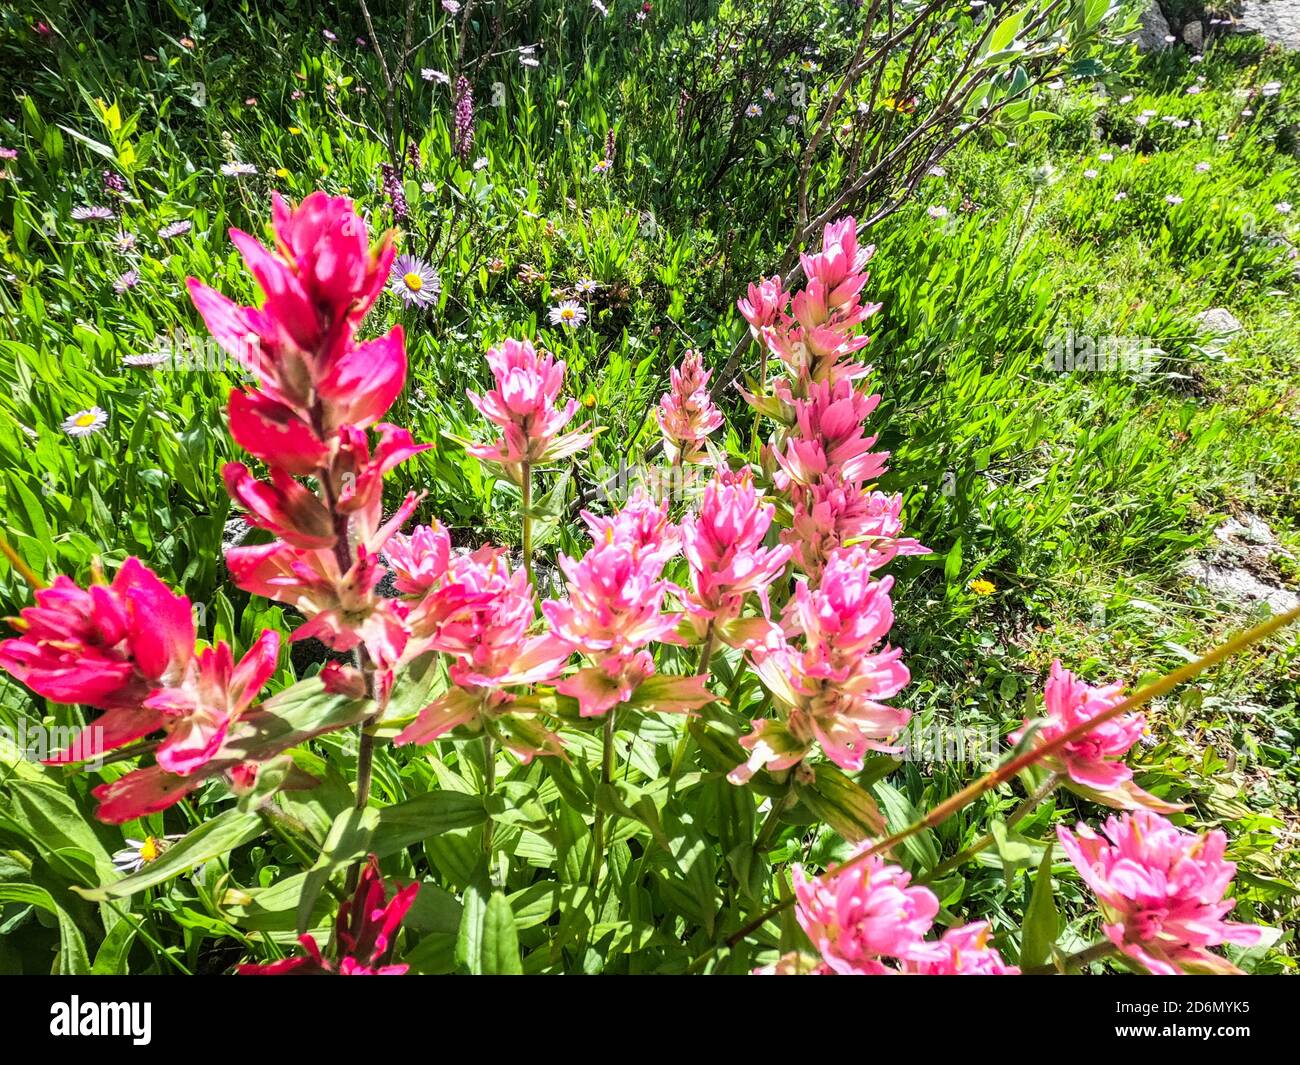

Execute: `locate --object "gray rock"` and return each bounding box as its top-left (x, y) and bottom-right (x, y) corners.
top-left (1134, 3), bottom-right (1173, 51)
top-left (1193, 307), bottom-right (1244, 336)
top-left (1236, 1), bottom-right (1300, 50)
top-left (1180, 513), bottom-right (1300, 616)
top-left (1183, 20), bottom-right (1203, 49)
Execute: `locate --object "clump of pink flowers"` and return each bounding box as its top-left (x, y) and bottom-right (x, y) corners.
top-left (732, 546), bottom-right (910, 781)
top-left (1058, 811), bottom-right (1264, 975)
top-left (465, 337), bottom-right (593, 485)
top-left (656, 348), bottom-right (723, 465)
top-left (1012, 661), bottom-right (1178, 812)
top-left (730, 216), bottom-right (926, 782)
top-left (0, 558), bottom-right (285, 822)
top-left (766, 843), bottom-right (1018, 975)
top-left (681, 467), bottom-right (791, 648)
top-left (396, 542), bottom-right (572, 761)
top-left (543, 495), bottom-right (713, 719)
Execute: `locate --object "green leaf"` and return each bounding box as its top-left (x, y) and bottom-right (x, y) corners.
top-left (91, 913), bottom-right (140, 974)
top-left (0, 883), bottom-right (90, 973)
top-left (798, 764), bottom-right (886, 842)
top-left (296, 806), bottom-right (378, 935)
top-left (74, 810), bottom-right (264, 901)
top-left (873, 781), bottom-right (940, 870)
top-left (480, 892), bottom-right (523, 974)
top-left (1020, 846), bottom-right (1058, 968)
top-left (454, 867), bottom-right (491, 975)
top-left (371, 791), bottom-right (487, 856)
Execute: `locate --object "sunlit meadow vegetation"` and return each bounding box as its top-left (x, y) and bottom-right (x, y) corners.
top-left (0, 0), bottom-right (1296, 976)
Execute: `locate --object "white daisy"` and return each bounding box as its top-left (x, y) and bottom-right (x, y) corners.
top-left (927, 205), bottom-right (948, 219)
top-left (1165, 194), bottom-right (1183, 206)
top-left (390, 254), bottom-right (440, 308)
top-left (123, 351), bottom-right (169, 369)
top-left (745, 103), bottom-right (762, 118)
top-left (548, 300), bottom-right (587, 329)
top-left (1276, 202), bottom-right (1293, 214)
top-left (63, 406), bottom-right (107, 437)
top-left (71, 205), bottom-right (113, 223)
top-left (575, 278), bottom-right (599, 295)
top-left (421, 68), bottom-right (450, 85)
top-left (112, 835), bottom-right (183, 874)
top-left (220, 162), bottom-right (257, 177)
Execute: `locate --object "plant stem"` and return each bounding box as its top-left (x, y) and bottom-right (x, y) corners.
top-left (919, 771), bottom-right (1061, 883)
top-left (0, 528), bottom-right (46, 590)
top-left (754, 785), bottom-right (796, 853)
top-left (482, 734), bottom-right (497, 856)
top-left (590, 709), bottom-right (618, 889)
top-left (1023, 940), bottom-right (1116, 975)
top-left (521, 460), bottom-right (533, 586)
top-left (669, 623), bottom-right (716, 786)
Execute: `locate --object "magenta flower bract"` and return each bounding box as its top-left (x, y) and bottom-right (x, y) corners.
top-left (0, 559), bottom-right (192, 715)
top-left (239, 856), bottom-right (418, 975)
top-left (1058, 811), bottom-right (1265, 975)
top-left (144, 631), bottom-right (280, 776)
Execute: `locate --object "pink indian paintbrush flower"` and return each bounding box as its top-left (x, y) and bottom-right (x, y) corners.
top-left (144, 631), bottom-right (280, 775)
top-left (740, 217), bottom-right (881, 392)
top-left (187, 193), bottom-right (400, 425)
top-left (737, 275), bottom-right (789, 335)
top-left (396, 545), bottom-right (572, 761)
top-left (793, 846), bottom-right (939, 974)
top-left (0, 558), bottom-right (193, 715)
top-left (240, 855), bottom-right (418, 975)
top-left (731, 546), bottom-right (910, 780)
top-left (799, 217), bottom-right (875, 310)
top-left (1057, 811), bottom-right (1265, 975)
top-left (1011, 660), bottom-right (1178, 812)
top-left (656, 349), bottom-right (724, 464)
top-left (902, 921), bottom-right (1020, 975)
top-left (578, 490), bottom-right (681, 567)
top-left (681, 467), bottom-right (791, 645)
top-left (787, 481), bottom-right (928, 579)
top-left (774, 378), bottom-right (888, 489)
top-left (383, 521), bottom-right (452, 596)
top-left (543, 511), bottom-right (710, 719)
top-left (0, 559), bottom-right (197, 769)
top-left (465, 337), bottom-right (594, 484)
